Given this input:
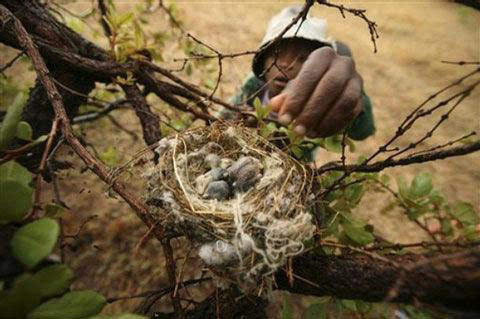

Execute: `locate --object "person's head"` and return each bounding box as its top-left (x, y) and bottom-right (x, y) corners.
top-left (252, 5), bottom-right (336, 97)
top-left (262, 38), bottom-right (326, 98)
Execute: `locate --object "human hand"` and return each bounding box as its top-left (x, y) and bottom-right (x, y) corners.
top-left (270, 46), bottom-right (364, 138)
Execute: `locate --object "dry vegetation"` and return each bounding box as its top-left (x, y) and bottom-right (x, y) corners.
top-left (2, 0), bottom-right (479, 316)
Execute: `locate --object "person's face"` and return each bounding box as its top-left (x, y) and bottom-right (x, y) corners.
top-left (263, 38), bottom-right (322, 98)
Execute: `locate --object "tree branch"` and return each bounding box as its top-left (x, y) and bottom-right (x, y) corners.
top-left (317, 141), bottom-right (480, 174)
top-left (275, 247), bottom-right (480, 311)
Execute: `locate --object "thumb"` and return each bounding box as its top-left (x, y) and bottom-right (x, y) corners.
top-left (270, 92), bottom-right (287, 113)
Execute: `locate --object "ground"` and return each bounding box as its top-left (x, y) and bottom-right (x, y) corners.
top-left (2, 0), bottom-right (479, 317)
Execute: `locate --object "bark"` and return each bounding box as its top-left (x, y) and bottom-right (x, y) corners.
top-left (174, 248), bottom-right (480, 318)
top-left (274, 248), bottom-right (480, 311)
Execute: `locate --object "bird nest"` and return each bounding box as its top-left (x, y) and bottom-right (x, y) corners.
top-left (144, 122), bottom-right (317, 288)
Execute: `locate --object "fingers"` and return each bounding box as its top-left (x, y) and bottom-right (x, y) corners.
top-left (277, 47), bottom-right (336, 125)
top-left (308, 77), bottom-right (363, 137)
top-left (270, 92), bottom-right (287, 113)
top-left (292, 56), bottom-right (355, 135)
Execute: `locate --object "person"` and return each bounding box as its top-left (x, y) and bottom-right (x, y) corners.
top-left (225, 5), bottom-right (375, 141)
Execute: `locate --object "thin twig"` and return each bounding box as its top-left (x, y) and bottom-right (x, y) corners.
top-left (107, 277), bottom-right (211, 303)
top-left (0, 50), bottom-right (24, 76)
top-left (316, 141), bottom-right (480, 174)
top-left (441, 60), bottom-right (480, 65)
top-left (159, 0), bottom-right (185, 34)
top-left (27, 117), bottom-right (60, 219)
top-left (161, 238), bottom-right (185, 318)
top-left (366, 240), bottom-right (480, 251)
top-left (363, 67), bottom-right (480, 166)
top-left (407, 131), bottom-right (476, 157)
top-left (317, 0), bottom-right (379, 52)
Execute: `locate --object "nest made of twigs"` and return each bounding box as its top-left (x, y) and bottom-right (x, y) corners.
top-left (144, 122), bottom-right (316, 287)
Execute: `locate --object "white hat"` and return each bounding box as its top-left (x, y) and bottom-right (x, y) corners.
top-left (252, 5), bottom-right (337, 78)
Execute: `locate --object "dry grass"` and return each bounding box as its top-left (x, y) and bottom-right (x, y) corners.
top-left (2, 0), bottom-right (479, 316)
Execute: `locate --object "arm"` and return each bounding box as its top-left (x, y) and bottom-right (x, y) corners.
top-left (336, 41), bottom-right (376, 140)
top-left (270, 42), bottom-right (375, 140)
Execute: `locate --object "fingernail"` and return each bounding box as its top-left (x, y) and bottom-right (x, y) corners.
top-left (270, 93), bottom-right (287, 112)
top-left (294, 125), bottom-right (307, 136)
top-left (270, 95), bottom-right (280, 107)
top-left (279, 113), bottom-right (292, 125)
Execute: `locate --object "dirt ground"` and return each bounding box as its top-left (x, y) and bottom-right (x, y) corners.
top-left (2, 0), bottom-right (479, 317)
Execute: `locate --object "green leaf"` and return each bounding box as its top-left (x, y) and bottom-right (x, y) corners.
top-left (0, 160), bottom-right (32, 187)
top-left (99, 146), bottom-right (118, 167)
top-left (403, 305), bottom-right (433, 319)
top-left (355, 300), bottom-right (373, 313)
top-left (429, 189), bottom-right (445, 206)
top-left (303, 302), bottom-right (327, 319)
top-left (344, 136), bottom-right (356, 152)
top-left (253, 97), bottom-right (271, 122)
top-left (410, 172), bottom-right (433, 197)
top-left (340, 299), bottom-right (357, 311)
top-left (343, 222), bottom-right (374, 246)
top-left (65, 16), bottom-right (85, 34)
top-left (16, 121), bottom-right (33, 141)
top-left (451, 202), bottom-right (478, 226)
top-left (0, 286), bottom-right (41, 319)
top-left (260, 122), bottom-right (277, 139)
top-left (290, 145), bottom-right (304, 159)
top-left (28, 264), bottom-right (74, 299)
top-left (185, 62), bottom-right (193, 76)
top-left (0, 180), bottom-right (33, 222)
top-left (463, 225), bottom-right (480, 240)
top-left (116, 12), bottom-right (134, 28)
top-left (203, 78), bottom-right (215, 90)
top-left (280, 295), bottom-right (293, 319)
top-left (344, 183), bottom-right (363, 205)
top-left (45, 203), bottom-right (66, 218)
top-left (441, 218), bottom-right (453, 236)
top-left (11, 218), bottom-right (59, 268)
top-left (0, 92), bottom-right (26, 151)
top-left (12, 273), bottom-right (33, 288)
top-left (407, 204), bottom-right (429, 220)
top-left (0, 161), bottom-right (34, 222)
top-left (323, 135), bottom-right (342, 153)
top-left (396, 176), bottom-right (411, 201)
top-left (380, 174), bottom-right (390, 186)
top-left (27, 290), bottom-right (106, 319)
top-left (0, 264), bottom-right (74, 318)
top-left (31, 135), bottom-right (48, 147)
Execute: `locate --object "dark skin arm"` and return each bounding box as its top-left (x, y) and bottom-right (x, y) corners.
top-left (270, 42), bottom-right (364, 138)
